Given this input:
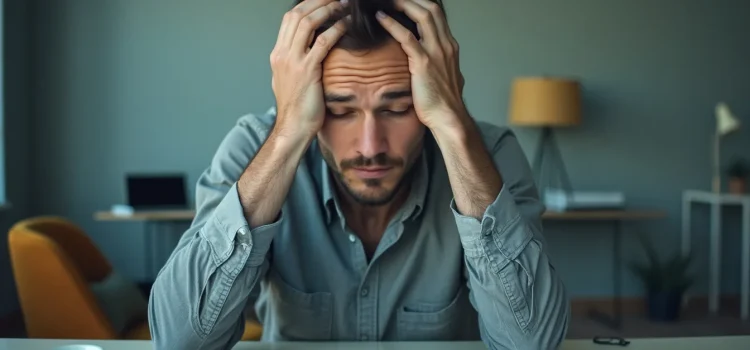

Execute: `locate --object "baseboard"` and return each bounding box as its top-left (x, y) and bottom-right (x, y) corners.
top-left (571, 294), bottom-right (743, 318)
top-left (571, 296), bottom-right (644, 317)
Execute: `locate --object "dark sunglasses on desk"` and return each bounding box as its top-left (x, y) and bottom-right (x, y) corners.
top-left (593, 336), bottom-right (630, 346)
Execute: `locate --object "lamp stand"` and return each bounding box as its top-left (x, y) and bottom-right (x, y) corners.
top-left (712, 133), bottom-right (721, 193)
top-left (532, 127), bottom-right (573, 194)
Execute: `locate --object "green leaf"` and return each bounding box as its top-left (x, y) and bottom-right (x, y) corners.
top-left (629, 233), bottom-right (693, 293)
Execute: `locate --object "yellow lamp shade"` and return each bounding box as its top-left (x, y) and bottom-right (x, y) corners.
top-left (509, 77), bottom-right (582, 127)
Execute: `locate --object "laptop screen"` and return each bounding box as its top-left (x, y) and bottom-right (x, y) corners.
top-left (126, 174), bottom-right (187, 209)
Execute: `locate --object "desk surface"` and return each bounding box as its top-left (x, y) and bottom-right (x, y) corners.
top-left (542, 209), bottom-right (666, 220)
top-left (684, 189), bottom-right (750, 205)
top-left (94, 209), bottom-right (666, 222)
top-left (2, 337), bottom-right (749, 350)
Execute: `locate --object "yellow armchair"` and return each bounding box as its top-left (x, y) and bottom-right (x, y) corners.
top-left (8, 216), bottom-right (262, 340)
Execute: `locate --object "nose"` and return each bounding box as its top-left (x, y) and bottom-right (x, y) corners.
top-left (357, 114), bottom-right (388, 158)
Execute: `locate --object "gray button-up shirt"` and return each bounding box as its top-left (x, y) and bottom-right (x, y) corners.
top-left (148, 108), bottom-right (570, 349)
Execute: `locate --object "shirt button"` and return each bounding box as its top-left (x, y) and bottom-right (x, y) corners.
top-left (348, 234), bottom-right (356, 243)
top-left (238, 226), bottom-right (248, 236)
top-left (360, 288), bottom-right (369, 297)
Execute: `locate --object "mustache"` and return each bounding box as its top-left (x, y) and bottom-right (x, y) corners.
top-left (340, 153), bottom-right (404, 169)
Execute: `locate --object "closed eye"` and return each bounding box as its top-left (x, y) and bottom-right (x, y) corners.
top-left (381, 105), bottom-right (413, 117)
top-left (326, 109), bottom-right (354, 119)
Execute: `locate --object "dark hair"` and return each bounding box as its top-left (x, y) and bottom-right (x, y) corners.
top-left (295, 0), bottom-right (445, 51)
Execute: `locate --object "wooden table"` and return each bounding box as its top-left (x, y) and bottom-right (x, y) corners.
top-left (2, 336), bottom-right (748, 350)
top-left (542, 209), bottom-right (667, 331)
top-left (543, 210), bottom-right (666, 220)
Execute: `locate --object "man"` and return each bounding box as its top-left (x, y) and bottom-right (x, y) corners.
top-left (148, 0), bottom-right (570, 349)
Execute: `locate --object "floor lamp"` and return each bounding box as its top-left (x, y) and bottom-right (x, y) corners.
top-left (713, 102), bottom-right (740, 193)
top-left (508, 77), bottom-right (582, 195)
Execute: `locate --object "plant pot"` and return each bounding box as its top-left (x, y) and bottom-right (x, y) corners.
top-left (729, 177), bottom-right (746, 194)
top-left (646, 291), bottom-right (683, 322)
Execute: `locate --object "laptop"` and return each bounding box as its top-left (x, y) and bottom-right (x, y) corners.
top-left (125, 174), bottom-right (188, 210)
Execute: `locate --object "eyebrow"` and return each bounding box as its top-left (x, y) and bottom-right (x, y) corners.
top-left (324, 90), bottom-right (412, 104)
top-left (324, 93), bottom-right (354, 103)
top-left (381, 90), bottom-right (412, 101)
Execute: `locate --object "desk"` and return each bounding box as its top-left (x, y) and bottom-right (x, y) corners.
top-left (2, 337), bottom-right (749, 350)
top-left (94, 210), bottom-right (195, 280)
top-left (543, 210), bottom-right (667, 330)
top-left (681, 190), bottom-right (750, 319)
top-left (543, 210), bottom-right (666, 220)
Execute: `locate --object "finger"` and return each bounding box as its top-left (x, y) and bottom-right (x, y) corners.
top-left (375, 11), bottom-right (427, 60)
top-left (307, 17), bottom-right (348, 63)
top-left (291, 1), bottom-right (345, 55)
top-left (305, 1), bottom-right (349, 49)
top-left (278, 0), bottom-right (340, 50)
top-left (409, 0), bottom-right (453, 48)
top-left (278, 0), bottom-right (331, 45)
top-left (394, 0), bottom-right (439, 49)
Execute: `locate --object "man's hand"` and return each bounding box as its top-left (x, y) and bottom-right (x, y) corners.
top-left (235, 0), bottom-right (348, 228)
top-left (271, 0), bottom-right (348, 139)
top-left (378, 0), bottom-right (501, 218)
top-left (375, 0), bottom-right (467, 135)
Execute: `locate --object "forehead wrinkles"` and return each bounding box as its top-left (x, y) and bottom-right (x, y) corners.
top-left (323, 62), bottom-right (410, 85)
top-left (324, 72), bottom-right (411, 86)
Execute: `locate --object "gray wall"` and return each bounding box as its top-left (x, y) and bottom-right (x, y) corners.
top-left (1, 0), bottom-right (31, 316)
top-left (2, 0), bottom-right (747, 316)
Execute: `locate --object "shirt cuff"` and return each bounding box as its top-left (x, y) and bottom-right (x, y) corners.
top-left (451, 185), bottom-right (533, 261)
top-left (202, 182), bottom-right (283, 267)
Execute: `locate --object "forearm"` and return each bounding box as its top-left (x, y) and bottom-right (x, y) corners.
top-left (149, 228), bottom-right (270, 349)
top-left (462, 222), bottom-right (569, 349)
top-left (455, 188), bottom-right (569, 349)
top-left (431, 115), bottom-right (503, 218)
top-left (439, 125), bottom-right (570, 348)
top-left (149, 181), bottom-right (280, 349)
top-left (238, 125), bottom-right (314, 228)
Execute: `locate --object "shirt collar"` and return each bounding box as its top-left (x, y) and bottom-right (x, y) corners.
top-left (321, 150), bottom-right (430, 226)
top-left (321, 161), bottom-right (338, 225)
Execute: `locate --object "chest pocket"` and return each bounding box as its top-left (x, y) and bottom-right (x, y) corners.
top-left (397, 285), bottom-right (473, 340)
top-left (267, 269), bottom-right (334, 340)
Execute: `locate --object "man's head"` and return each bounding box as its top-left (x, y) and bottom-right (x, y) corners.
top-left (298, 0), bottom-right (444, 206)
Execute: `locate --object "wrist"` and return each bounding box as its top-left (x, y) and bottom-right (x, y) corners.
top-left (269, 124), bottom-right (316, 158)
top-left (429, 111), bottom-right (475, 146)
top-left (272, 119), bottom-right (318, 145)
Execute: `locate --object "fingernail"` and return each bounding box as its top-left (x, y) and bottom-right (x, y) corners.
top-left (341, 0), bottom-right (348, 5)
top-left (376, 11), bottom-right (386, 19)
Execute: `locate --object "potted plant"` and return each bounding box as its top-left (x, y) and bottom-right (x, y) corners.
top-left (629, 233), bottom-right (693, 322)
top-left (727, 158), bottom-right (749, 194)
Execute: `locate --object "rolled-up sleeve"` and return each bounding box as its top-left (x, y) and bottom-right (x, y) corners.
top-left (203, 183), bottom-right (278, 269)
top-left (454, 127), bottom-right (570, 350)
top-left (148, 112), bottom-right (281, 349)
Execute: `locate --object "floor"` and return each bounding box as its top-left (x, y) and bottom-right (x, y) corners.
top-left (569, 314), bottom-right (750, 339)
top-left (569, 297), bottom-right (750, 339)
